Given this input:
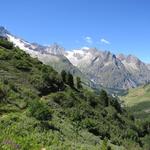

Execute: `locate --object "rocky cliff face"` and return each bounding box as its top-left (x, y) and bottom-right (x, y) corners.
top-left (65, 48), bottom-right (150, 89)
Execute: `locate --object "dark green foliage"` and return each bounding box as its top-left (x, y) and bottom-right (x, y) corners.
top-left (37, 121), bottom-right (59, 132)
top-left (14, 59), bottom-right (32, 71)
top-left (28, 101), bottom-right (52, 121)
top-left (61, 70), bottom-right (67, 83)
top-left (0, 82), bottom-right (8, 102)
top-left (101, 138), bottom-right (108, 150)
top-left (67, 72), bottom-right (74, 88)
top-left (31, 68), bottom-right (64, 96)
top-left (107, 146), bottom-right (112, 150)
top-left (100, 90), bottom-right (109, 107)
top-left (0, 38), bottom-right (13, 49)
top-left (76, 76), bottom-right (82, 89)
top-left (110, 97), bottom-right (123, 113)
top-left (0, 49), bottom-right (12, 60)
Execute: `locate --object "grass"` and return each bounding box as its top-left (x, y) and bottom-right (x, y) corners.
top-left (120, 84), bottom-right (150, 119)
top-left (120, 84), bottom-right (150, 106)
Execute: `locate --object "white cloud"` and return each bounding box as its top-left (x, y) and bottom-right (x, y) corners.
top-left (85, 36), bottom-right (93, 44)
top-left (100, 38), bottom-right (110, 45)
top-left (81, 46), bottom-right (90, 50)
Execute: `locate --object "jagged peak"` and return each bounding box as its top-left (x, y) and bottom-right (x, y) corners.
top-left (45, 43), bottom-right (65, 55)
top-left (117, 53), bottom-right (126, 61)
top-left (117, 53), bottom-right (141, 64)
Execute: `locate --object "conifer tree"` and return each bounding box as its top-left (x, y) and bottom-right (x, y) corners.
top-left (61, 70), bottom-right (67, 83)
top-left (67, 72), bottom-right (74, 88)
top-left (76, 76), bottom-right (82, 89)
top-left (100, 90), bottom-right (109, 107)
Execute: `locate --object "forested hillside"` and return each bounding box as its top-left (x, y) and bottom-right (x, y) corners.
top-left (0, 39), bottom-right (149, 150)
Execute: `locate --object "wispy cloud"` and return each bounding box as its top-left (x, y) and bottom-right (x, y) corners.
top-left (85, 36), bottom-right (93, 44)
top-left (100, 38), bottom-right (110, 45)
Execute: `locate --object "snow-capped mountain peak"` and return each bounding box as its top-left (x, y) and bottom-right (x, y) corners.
top-left (1, 26), bottom-right (150, 90)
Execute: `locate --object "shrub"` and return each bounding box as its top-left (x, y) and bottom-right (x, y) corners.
top-left (28, 101), bottom-right (52, 121)
top-left (101, 138), bottom-right (108, 150)
top-left (0, 39), bottom-right (13, 49)
top-left (0, 82), bottom-right (9, 102)
top-left (76, 76), bottom-right (82, 89)
top-left (61, 70), bottom-right (67, 83)
top-left (66, 73), bottom-right (74, 88)
top-left (0, 50), bottom-right (12, 60)
top-left (15, 60), bottom-right (32, 71)
top-left (100, 90), bottom-right (109, 107)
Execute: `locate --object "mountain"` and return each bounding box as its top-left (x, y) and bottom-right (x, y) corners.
top-left (147, 64), bottom-right (150, 70)
top-left (0, 38), bottom-right (149, 150)
top-left (65, 48), bottom-right (150, 89)
top-left (1, 26), bottom-right (150, 91)
top-left (117, 54), bottom-right (150, 85)
top-left (0, 26), bottom-right (94, 88)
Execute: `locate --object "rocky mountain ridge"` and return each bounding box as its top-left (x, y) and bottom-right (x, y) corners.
top-left (1, 26), bottom-right (150, 90)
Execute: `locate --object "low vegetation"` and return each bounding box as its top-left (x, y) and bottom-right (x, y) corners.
top-left (0, 39), bottom-right (149, 150)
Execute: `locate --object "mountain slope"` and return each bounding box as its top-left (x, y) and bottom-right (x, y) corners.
top-left (0, 38), bottom-right (150, 149)
top-left (120, 84), bottom-right (150, 106)
top-left (120, 84), bottom-right (150, 119)
top-left (0, 26), bottom-right (93, 88)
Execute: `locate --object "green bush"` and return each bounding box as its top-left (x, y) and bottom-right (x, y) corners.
top-left (0, 49), bottom-right (12, 60)
top-left (28, 101), bottom-right (52, 121)
top-left (76, 76), bottom-right (82, 89)
top-left (100, 90), bottom-right (109, 107)
top-left (66, 73), bottom-right (74, 88)
top-left (15, 60), bottom-right (32, 71)
top-left (0, 39), bottom-right (13, 49)
top-left (0, 82), bottom-right (9, 102)
top-left (61, 70), bottom-right (67, 83)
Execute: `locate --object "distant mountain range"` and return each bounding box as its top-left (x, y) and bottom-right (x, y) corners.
top-left (65, 48), bottom-right (150, 89)
top-left (1, 26), bottom-right (150, 91)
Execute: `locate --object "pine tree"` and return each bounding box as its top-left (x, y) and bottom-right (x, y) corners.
top-left (67, 73), bottom-right (74, 88)
top-left (100, 90), bottom-right (109, 107)
top-left (76, 76), bottom-right (82, 89)
top-left (61, 70), bottom-right (67, 83)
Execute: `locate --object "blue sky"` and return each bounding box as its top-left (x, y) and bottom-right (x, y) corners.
top-left (0, 0), bottom-right (150, 62)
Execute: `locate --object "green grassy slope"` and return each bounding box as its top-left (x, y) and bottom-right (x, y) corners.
top-left (120, 84), bottom-right (150, 106)
top-left (120, 84), bottom-right (150, 119)
top-left (0, 39), bottom-right (149, 150)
